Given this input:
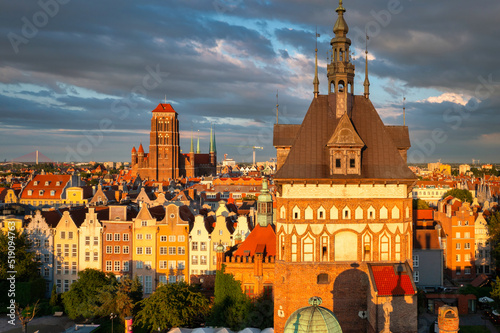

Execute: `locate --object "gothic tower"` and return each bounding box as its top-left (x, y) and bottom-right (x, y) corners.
top-left (273, 2), bottom-right (417, 332)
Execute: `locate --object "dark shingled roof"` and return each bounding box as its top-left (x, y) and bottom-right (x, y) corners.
top-left (273, 124), bottom-right (301, 147)
top-left (275, 94), bottom-right (416, 180)
top-left (385, 125), bottom-right (411, 149)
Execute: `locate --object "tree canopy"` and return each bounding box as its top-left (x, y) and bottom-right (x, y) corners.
top-left (413, 199), bottom-right (430, 210)
top-left (442, 189), bottom-right (473, 203)
top-left (0, 229), bottom-right (40, 281)
top-left (135, 282), bottom-right (209, 331)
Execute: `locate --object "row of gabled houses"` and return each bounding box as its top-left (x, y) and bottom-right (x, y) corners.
top-left (9, 199), bottom-right (257, 298)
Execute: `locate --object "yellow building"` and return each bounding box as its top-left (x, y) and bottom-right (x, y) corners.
top-left (156, 204), bottom-right (190, 285)
top-left (439, 164), bottom-right (451, 175)
top-left (0, 217), bottom-right (23, 233)
top-left (133, 205), bottom-right (158, 296)
top-left (54, 210), bottom-right (81, 293)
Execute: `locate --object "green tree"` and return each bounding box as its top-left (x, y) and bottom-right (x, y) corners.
top-left (209, 266), bottom-right (252, 330)
top-left (62, 269), bottom-right (114, 319)
top-left (0, 229), bottom-right (40, 281)
top-left (135, 282), bottom-right (209, 331)
top-left (488, 212), bottom-right (500, 271)
top-left (441, 189), bottom-right (473, 203)
top-left (97, 276), bottom-right (143, 321)
top-left (412, 199), bottom-right (430, 210)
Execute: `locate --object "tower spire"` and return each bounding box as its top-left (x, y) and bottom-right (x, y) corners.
top-left (196, 130), bottom-right (200, 153)
top-left (313, 27), bottom-right (320, 98)
top-left (364, 32), bottom-right (370, 99)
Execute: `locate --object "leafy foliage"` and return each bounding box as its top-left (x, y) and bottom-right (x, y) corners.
top-left (209, 266), bottom-right (252, 330)
top-left (487, 211), bottom-right (500, 272)
top-left (135, 282), bottom-right (209, 331)
top-left (412, 199), bottom-right (430, 210)
top-left (0, 229), bottom-right (40, 281)
top-left (62, 269), bottom-right (116, 319)
top-left (441, 189), bottom-right (473, 203)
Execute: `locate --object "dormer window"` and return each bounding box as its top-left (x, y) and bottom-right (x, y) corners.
top-left (33, 181), bottom-right (38, 186)
top-left (39, 190), bottom-right (44, 195)
top-left (350, 158), bottom-right (356, 168)
top-left (28, 190), bottom-right (33, 196)
top-left (56, 181), bottom-right (61, 186)
top-left (45, 181), bottom-right (50, 186)
top-left (50, 190), bottom-right (56, 196)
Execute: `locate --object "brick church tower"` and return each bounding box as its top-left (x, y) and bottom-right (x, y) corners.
top-left (273, 1), bottom-right (418, 332)
top-left (131, 103), bottom-right (216, 181)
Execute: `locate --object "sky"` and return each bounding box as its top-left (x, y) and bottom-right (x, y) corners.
top-left (1, 0), bottom-right (500, 165)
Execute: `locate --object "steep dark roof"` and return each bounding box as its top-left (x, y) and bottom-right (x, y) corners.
top-left (273, 124), bottom-right (301, 147)
top-left (275, 95), bottom-right (416, 180)
top-left (385, 125), bottom-right (411, 149)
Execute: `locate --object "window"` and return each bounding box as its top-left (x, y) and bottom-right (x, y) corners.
top-left (123, 246), bottom-right (129, 254)
top-left (44, 254), bottom-right (49, 263)
top-left (123, 261), bottom-right (129, 272)
top-left (106, 261), bottom-right (112, 271)
top-left (465, 243), bottom-right (471, 249)
top-left (61, 231), bottom-right (65, 239)
top-left (456, 266), bottom-right (461, 275)
top-left (335, 158), bottom-right (341, 168)
top-left (145, 247), bottom-right (152, 255)
top-left (141, 221), bottom-right (147, 227)
top-left (169, 235), bottom-right (175, 242)
top-left (200, 255), bottom-right (207, 265)
top-left (114, 246), bottom-right (120, 254)
top-left (317, 273), bottom-right (329, 284)
top-left (136, 261), bottom-right (143, 269)
top-left (192, 255), bottom-right (198, 265)
top-left (219, 230), bottom-right (223, 236)
top-left (146, 234), bottom-right (152, 240)
top-left (106, 246), bottom-right (112, 254)
top-left (68, 232), bottom-right (73, 239)
top-left (169, 247), bottom-right (176, 255)
top-left (44, 267), bottom-right (50, 277)
top-left (413, 270), bottom-right (419, 283)
top-left (72, 262), bottom-right (77, 275)
top-left (464, 232), bottom-right (470, 238)
top-left (192, 242), bottom-right (198, 251)
top-left (169, 275), bottom-right (176, 283)
top-left (64, 244), bottom-right (69, 257)
top-left (349, 158), bottom-right (355, 168)
top-left (413, 255), bottom-right (419, 268)
top-left (178, 235), bottom-right (185, 242)
top-left (85, 236), bottom-right (90, 246)
top-left (244, 285), bottom-right (254, 298)
top-left (85, 252), bottom-right (90, 262)
top-left (56, 244), bottom-right (62, 257)
top-left (64, 280), bottom-right (69, 292)
top-left (44, 239), bottom-right (49, 247)
top-left (178, 246), bottom-right (185, 255)
top-left (200, 242), bottom-right (206, 251)
top-left (264, 285), bottom-right (273, 298)
top-left (465, 254), bottom-right (471, 261)
top-left (178, 261), bottom-right (185, 269)
top-left (159, 261), bottom-right (168, 269)
top-left (106, 233), bottom-right (112, 241)
top-left (145, 276), bottom-right (152, 294)
top-left (136, 247), bottom-right (143, 255)
top-left (456, 255), bottom-right (461, 262)
top-left (137, 234), bottom-right (143, 240)
top-left (456, 243), bottom-right (461, 250)
top-left (114, 233), bottom-right (120, 241)
top-left (123, 234), bottom-right (129, 241)
top-left (64, 262), bottom-right (69, 275)
top-left (197, 230), bottom-right (202, 235)
top-left (160, 236), bottom-right (167, 242)
top-left (114, 261), bottom-right (121, 271)
top-left (456, 232), bottom-right (460, 238)
top-left (160, 247), bottom-right (168, 255)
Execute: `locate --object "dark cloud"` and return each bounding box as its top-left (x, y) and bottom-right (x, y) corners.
top-left (0, 0), bottom-right (498, 162)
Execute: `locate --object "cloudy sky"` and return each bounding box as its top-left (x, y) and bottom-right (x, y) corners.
top-left (1, 0), bottom-right (499, 164)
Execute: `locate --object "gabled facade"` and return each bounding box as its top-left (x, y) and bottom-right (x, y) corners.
top-left (272, 2), bottom-right (417, 332)
top-left (189, 214), bottom-right (212, 276)
top-left (78, 208), bottom-right (104, 271)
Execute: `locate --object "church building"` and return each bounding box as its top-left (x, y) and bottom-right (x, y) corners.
top-left (273, 1), bottom-right (418, 332)
top-left (130, 103), bottom-right (217, 181)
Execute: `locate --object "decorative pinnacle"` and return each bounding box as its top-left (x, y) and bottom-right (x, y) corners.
top-left (309, 296), bottom-right (323, 306)
top-left (337, 0), bottom-right (345, 12)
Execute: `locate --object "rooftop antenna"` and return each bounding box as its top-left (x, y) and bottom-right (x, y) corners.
top-left (276, 90), bottom-right (279, 124)
top-left (403, 96), bottom-right (406, 126)
top-left (313, 27), bottom-right (320, 98)
top-left (363, 31), bottom-right (370, 99)
top-left (164, 94), bottom-right (167, 104)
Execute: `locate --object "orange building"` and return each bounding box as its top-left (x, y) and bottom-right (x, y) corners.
top-left (434, 197), bottom-right (477, 281)
top-left (130, 103), bottom-right (216, 181)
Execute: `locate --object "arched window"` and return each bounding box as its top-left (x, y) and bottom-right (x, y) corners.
top-left (338, 81), bottom-right (345, 93)
top-left (302, 235), bottom-right (315, 262)
top-left (380, 234), bottom-right (390, 260)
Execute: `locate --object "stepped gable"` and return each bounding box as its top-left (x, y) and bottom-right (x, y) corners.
top-left (275, 95), bottom-right (416, 180)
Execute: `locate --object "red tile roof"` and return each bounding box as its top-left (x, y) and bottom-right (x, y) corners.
top-left (414, 209), bottom-right (434, 220)
top-left (152, 103), bottom-right (176, 113)
top-left (233, 224), bottom-right (276, 257)
top-left (370, 264), bottom-right (415, 296)
top-left (21, 175), bottom-right (71, 200)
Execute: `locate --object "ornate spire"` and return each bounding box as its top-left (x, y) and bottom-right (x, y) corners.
top-left (364, 33), bottom-right (370, 99)
top-left (196, 130), bottom-right (200, 154)
top-left (313, 28), bottom-right (320, 98)
top-left (333, 0), bottom-right (348, 37)
top-left (276, 90), bottom-right (279, 124)
top-left (209, 126), bottom-right (216, 153)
